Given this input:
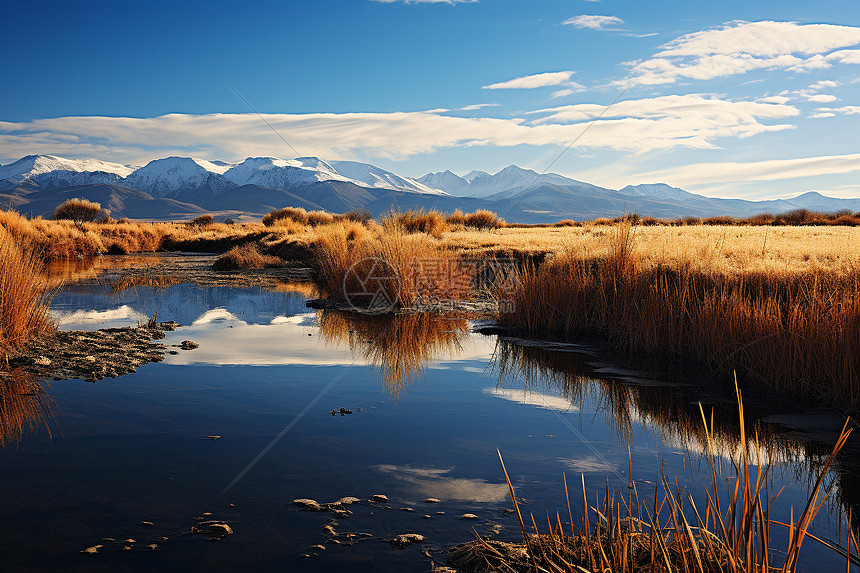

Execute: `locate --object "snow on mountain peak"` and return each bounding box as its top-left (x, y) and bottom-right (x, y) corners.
top-left (0, 154), bottom-right (134, 180)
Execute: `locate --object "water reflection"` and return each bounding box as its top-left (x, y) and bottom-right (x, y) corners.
top-left (316, 310), bottom-right (471, 395)
top-left (374, 465), bottom-right (509, 503)
top-left (492, 337), bottom-right (860, 532)
top-left (0, 369), bottom-right (52, 447)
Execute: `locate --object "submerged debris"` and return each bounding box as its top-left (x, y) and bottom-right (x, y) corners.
top-left (391, 533), bottom-right (425, 548)
top-left (178, 340), bottom-right (199, 350)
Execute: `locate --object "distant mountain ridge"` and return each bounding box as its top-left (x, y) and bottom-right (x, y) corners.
top-left (1, 154), bottom-right (857, 223)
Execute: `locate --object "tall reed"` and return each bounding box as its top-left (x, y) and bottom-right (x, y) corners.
top-left (0, 227), bottom-right (53, 352)
top-left (499, 223), bottom-right (860, 409)
top-left (453, 388), bottom-right (853, 573)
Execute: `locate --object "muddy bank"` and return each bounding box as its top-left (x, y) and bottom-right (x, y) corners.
top-left (72, 253), bottom-right (315, 290)
top-left (7, 320), bottom-right (181, 382)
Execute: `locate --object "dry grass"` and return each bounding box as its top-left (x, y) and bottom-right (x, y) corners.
top-left (0, 227), bottom-right (53, 353)
top-left (312, 220), bottom-right (471, 308)
top-left (53, 197), bottom-right (104, 222)
top-left (498, 220), bottom-right (860, 409)
top-left (212, 243), bottom-right (284, 270)
top-left (382, 209), bottom-right (450, 238)
top-left (0, 208), bottom-right (318, 260)
top-left (452, 390), bottom-right (852, 573)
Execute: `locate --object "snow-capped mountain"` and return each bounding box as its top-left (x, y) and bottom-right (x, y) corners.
top-left (5, 153), bottom-right (860, 224)
top-left (421, 165), bottom-right (583, 198)
top-left (620, 183), bottom-right (700, 203)
top-left (416, 170), bottom-right (471, 195)
top-left (124, 157), bottom-right (234, 197)
top-left (0, 154), bottom-right (134, 191)
top-left (0, 154), bottom-right (451, 200)
top-left (329, 160), bottom-right (446, 195)
top-left (222, 157), bottom-right (352, 189)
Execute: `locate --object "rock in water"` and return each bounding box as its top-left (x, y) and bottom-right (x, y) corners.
top-left (391, 534), bottom-right (425, 548)
top-left (293, 499), bottom-right (324, 511)
top-left (370, 494), bottom-right (389, 503)
top-left (80, 545), bottom-right (102, 554)
top-left (461, 513), bottom-right (479, 520)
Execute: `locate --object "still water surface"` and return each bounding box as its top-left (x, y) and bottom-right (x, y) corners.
top-left (1, 264), bottom-right (856, 571)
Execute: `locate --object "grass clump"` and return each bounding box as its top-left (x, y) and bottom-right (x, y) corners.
top-left (0, 227), bottom-right (53, 353)
top-left (464, 209), bottom-right (505, 230)
top-left (53, 198), bottom-right (104, 223)
top-left (212, 243), bottom-right (284, 270)
top-left (382, 209), bottom-right (450, 238)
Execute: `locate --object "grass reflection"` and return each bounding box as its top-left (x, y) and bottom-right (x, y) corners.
top-left (316, 310), bottom-right (469, 395)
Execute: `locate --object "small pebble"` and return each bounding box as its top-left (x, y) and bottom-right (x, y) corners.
top-left (423, 514), bottom-right (432, 519)
top-left (123, 538), bottom-right (135, 544)
top-left (140, 521), bottom-right (154, 527)
top-left (311, 545), bottom-right (326, 551)
top-left (370, 494), bottom-right (389, 503)
top-left (461, 513), bottom-right (479, 520)
top-left (122, 546), bottom-right (132, 551)
top-left (147, 544), bottom-right (158, 551)
top-left (399, 507), bottom-right (414, 512)
top-left (424, 498), bottom-right (441, 504)
top-left (436, 511), bottom-right (445, 515)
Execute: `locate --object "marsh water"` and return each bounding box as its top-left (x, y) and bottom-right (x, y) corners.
top-left (1, 255), bottom-right (858, 572)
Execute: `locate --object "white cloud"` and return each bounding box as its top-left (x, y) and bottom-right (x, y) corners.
top-left (759, 95), bottom-right (790, 104)
top-left (482, 71), bottom-right (583, 90)
top-left (563, 15), bottom-right (624, 30)
top-left (807, 94), bottom-right (838, 103)
top-left (0, 94), bottom-right (799, 163)
top-left (811, 105), bottom-right (860, 117)
top-left (808, 80), bottom-right (841, 90)
top-left (621, 21), bottom-right (860, 85)
top-left (628, 152), bottom-right (860, 188)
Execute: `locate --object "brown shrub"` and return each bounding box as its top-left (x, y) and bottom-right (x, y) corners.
top-left (383, 209), bottom-right (450, 238)
top-left (53, 198), bottom-right (103, 223)
top-left (190, 214), bottom-right (215, 227)
top-left (463, 209), bottom-right (504, 230)
top-left (212, 244), bottom-right (283, 270)
top-left (262, 207), bottom-right (309, 226)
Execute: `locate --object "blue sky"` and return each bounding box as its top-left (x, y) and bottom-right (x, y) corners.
top-left (2, 0), bottom-right (859, 199)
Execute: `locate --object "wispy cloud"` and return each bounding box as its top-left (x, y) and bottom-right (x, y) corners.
top-left (620, 21), bottom-right (860, 86)
top-left (810, 105), bottom-right (860, 118)
top-left (629, 152), bottom-right (860, 188)
top-left (0, 94), bottom-right (799, 163)
top-left (482, 70), bottom-right (584, 90)
top-left (563, 15), bottom-right (624, 30)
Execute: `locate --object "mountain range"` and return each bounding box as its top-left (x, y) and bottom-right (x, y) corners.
top-left (2, 154), bottom-right (858, 223)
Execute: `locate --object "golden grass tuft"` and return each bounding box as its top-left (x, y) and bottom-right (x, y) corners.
top-left (53, 197), bottom-right (103, 222)
top-left (0, 227), bottom-right (53, 353)
top-left (382, 209), bottom-right (450, 238)
top-left (464, 209), bottom-right (505, 230)
top-left (212, 243), bottom-right (284, 270)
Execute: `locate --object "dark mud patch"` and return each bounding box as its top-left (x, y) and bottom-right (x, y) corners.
top-left (7, 321), bottom-right (180, 382)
